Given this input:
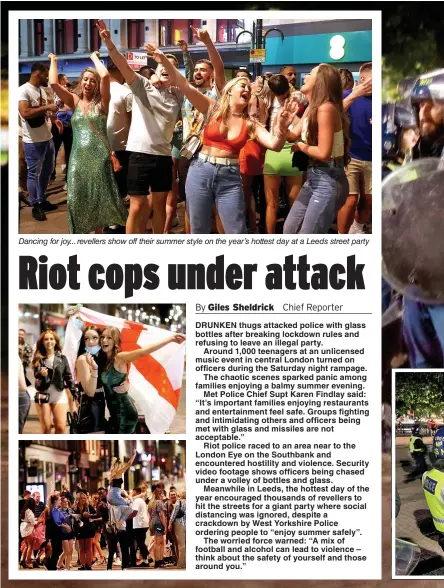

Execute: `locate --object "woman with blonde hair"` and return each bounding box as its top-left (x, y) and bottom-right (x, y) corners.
top-left (148, 486), bottom-right (167, 568)
top-left (89, 326), bottom-right (186, 434)
top-left (73, 492), bottom-right (96, 570)
top-left (145, 43), bottom-right (300, 234)
top-left (47, 29), bottom-right (127, 234)
top-left (32, 330), bottom-right (76, 434)
top-left (284, 63), bottom-right (350, 234)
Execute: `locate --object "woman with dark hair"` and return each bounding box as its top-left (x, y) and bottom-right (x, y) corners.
top-left (92, 326), bottom-right (186, 434)
top-left (75, 324), bottom-right (107, 433)
top-left (283, 63), bottom-right (350, 234)
top-left (73, 492), bottom-right (96, 570)
top-left (32, 330), bottom-right (76, 433)
top-left (20, 498), bottom-right (36, 568)
top-left (339, 68), bottom-right (355, 92)
top-left (148, 487), bottom-right (167, 568)
top-left (48, 42), bottom-right (127, 234)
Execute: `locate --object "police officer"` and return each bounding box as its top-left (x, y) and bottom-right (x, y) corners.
top-left (406, 424), bottom-right (428, 481)
top-left (433, 424), bottom-right (444, 459)
top-left (401, 70), bottom-right (444, 368)
top-left (381, 102), bottom-right (418, 178)
top-left (422, 459), bottom-right (444, 550)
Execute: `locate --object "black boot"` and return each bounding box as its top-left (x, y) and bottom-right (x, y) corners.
top-left (32, 206), bottom-right (47, 221)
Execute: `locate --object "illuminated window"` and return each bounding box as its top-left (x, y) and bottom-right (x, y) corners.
top-left (216, 19), bottom-right (244, 43)
top-left (159, 19), bottom-right (201, 47)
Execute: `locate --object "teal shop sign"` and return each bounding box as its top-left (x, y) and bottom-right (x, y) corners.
top-left (263, 30), bottom-right (371, 66)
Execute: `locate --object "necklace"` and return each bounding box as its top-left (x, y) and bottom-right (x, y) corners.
top-left (230, 111), bottom-right (244, 117)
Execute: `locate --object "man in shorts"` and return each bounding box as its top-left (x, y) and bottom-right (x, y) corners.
top-left (338, 62), bottom-right (372, 234)
top-left (98, 20), bottom-right (182, 234)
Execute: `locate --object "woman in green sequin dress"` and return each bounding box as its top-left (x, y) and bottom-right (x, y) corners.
top-left (98, 326), bottom-right (186, 434)
top-left (48, 50), bottom-right (127, 234)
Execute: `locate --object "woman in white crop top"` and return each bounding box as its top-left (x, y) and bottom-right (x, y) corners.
top-left (284, 64), bottom-right (350, 234)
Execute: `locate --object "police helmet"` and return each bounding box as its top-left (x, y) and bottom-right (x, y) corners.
top-left (410, 69), bottom-right (444, 107)
top-left (382, 102), bottom-right (417, 157)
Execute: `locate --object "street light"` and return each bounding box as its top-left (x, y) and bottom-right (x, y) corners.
top-left (235, 20), bottom-right (284, 78)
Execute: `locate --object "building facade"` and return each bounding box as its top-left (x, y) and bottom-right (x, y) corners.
top-left (19, 18), bottom-right (371, 84)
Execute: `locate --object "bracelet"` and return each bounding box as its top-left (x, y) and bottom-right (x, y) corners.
top-left (109, 45), bottom-right (116, 52)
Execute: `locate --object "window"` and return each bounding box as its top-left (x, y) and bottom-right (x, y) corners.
top-left (55, 20), bottom-right (78, 54)
top-left (90, 20), bottom-right (101, 52)
top-left (128, 19), bottom-right (145, 49)
top-left (159, 19), bottom-right (201, 47)
top-left (216, 19), bottom-right (243, 43)
top-left (34, 20), bottom-right (44, 56)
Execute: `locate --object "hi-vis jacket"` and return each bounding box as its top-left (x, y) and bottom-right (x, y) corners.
top-left (409, 435), bottom-right (425, 454)
top-left (422, 469), bottom-right (444, 532)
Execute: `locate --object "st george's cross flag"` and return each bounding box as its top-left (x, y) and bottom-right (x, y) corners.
top-left (63, 306), bottom-right (186, 434)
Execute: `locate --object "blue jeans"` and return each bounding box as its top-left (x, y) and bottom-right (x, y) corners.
top-left (283, 165), bottom-right (349, 234)
top-left (23, 139), bottom-right (55, 206)
top-left (403, 298), bottom-right (444, 368)
top-left (185, 157), bottom-right (247, 234)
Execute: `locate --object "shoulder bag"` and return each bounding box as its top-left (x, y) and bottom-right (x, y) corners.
top-left (28, 88), bottom-right (47, 129)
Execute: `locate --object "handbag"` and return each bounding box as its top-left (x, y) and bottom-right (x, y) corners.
top-left (28, 88), bottom-right (47, 128)
top-left (34, 391), bottom-right (50, 404)
top-left (179, 105), bottom-right (216, 160)
top-left (82, 107), bottom-right (122, 172)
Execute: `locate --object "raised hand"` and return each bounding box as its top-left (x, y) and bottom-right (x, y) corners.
top-left (48, 53), bottom-right (57, 61)
top-left (90, 51), bottom-right (101, 61)
top-left (96, 19), bottom-right (110, 42)
top-left (171, 334), bottom-right (186, 344)
top-left (191, 25), bottom-right (210, 44)
top-left (177, 39), bottom-right (188, 53)
top-left (352, 78), bottom-right (372, 98)
top-left (85, 353), bottom-right (98, 371)
top-left (144, 42), bottom-right (164, 65)
top-left (277, 96), bottom-right (300, 132)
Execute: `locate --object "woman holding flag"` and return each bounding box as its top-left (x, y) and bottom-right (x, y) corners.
top-left (82, 325), bottom-right (185, 433)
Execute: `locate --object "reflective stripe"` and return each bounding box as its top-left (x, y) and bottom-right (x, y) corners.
top-left (433, 516), bottom-right (444, 524)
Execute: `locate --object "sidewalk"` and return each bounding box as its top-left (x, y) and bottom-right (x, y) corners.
top-left (19, 173), bottom-right (186, 235)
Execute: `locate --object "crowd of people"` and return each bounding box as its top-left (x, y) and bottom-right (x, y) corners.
top-left (18, 321), bottom-right (185, 435)
top-left (19, 462), bottom-right (186, 571)
top-left (18, 20), bottom-right (372, 235)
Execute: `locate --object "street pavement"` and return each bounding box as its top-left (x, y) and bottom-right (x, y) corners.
top-left (395, 438), bottom-right (444, 575)
top-left (19, 176), bottom-right (186, 235)
top-left (22, 372), bottom-right (187, 435)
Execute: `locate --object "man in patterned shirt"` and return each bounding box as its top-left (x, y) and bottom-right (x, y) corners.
top-left (18, 329), bottom-right (33, 379)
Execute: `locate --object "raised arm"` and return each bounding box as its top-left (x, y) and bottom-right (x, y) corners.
top-left (255, 97), bottom-right (301, 151)
top-left (178, 40), bottom-right (194, 82)
top-left (192, 26), bottom-right (226, 91)
top-left (90, 50), bottom-right (110, 111)
top-left (116, 333), bottom-right (186, 364)
top-left (48, 54), bottom-right (76, 109)
top-left (145, 43), bottom-right (215, 114)
top-left (96, 19), bottom-right (136, 86)
top-left (111, 449), bottom-right (137, 478)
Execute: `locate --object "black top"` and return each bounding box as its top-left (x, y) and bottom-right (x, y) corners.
top-left (111, 477), bottom-right (123, 487)
top-left (73, 505), bottom-right (96, 539)
top-left (34, 352), bottom-right (76, 394)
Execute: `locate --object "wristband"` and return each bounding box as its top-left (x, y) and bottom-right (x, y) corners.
top-left (109, 45), bottom-right (117, 52)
